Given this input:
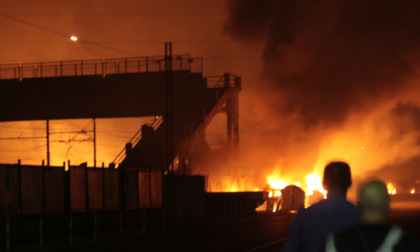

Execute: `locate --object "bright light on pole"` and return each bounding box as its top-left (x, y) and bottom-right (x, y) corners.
top-left (70, 36), bottom-right (78, 41)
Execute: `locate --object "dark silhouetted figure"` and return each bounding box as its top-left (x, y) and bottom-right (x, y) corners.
top-left (282, 161), bottom-right (359, 252)
top-left (325, 180), bottom-right (420, 252)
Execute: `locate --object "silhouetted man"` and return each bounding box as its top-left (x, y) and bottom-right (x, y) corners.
top-left (282, 161), bottom-right (359, 252)
top-left (325, 180), bottom-right (420, 251)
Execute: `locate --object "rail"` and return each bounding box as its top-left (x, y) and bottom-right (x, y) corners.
top-left (206, 73), bottom-right (240, 88)
top-left (111, 116), bottom-right (164, 166)
top-left (0, 55), bottom-right (203, 81)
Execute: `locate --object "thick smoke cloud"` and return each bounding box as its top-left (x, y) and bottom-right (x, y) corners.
top-left (220, 0), bottom-right (420, 191)
top-left (224, 0), bottom-right (420, 126)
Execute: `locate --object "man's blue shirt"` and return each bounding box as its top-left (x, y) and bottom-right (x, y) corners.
top-left (282, 193), bottom-right (359, 252)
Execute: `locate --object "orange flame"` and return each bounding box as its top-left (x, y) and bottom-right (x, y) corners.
top-left (266, 170), bottom-right (327, 200)
top-left (267, 175), bottom-right (288, 190)
top-left (411, 188), bottom-right (415, 194)
top-left (387, 182), bottom-right (397, 195)
top-left (305, 172), bottom-right (327, 196)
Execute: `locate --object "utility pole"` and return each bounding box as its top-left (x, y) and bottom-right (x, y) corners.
top-left (165, 42), bottom-right (174, 173)
top-left (93, 118), bottom-right (97, 168)
top-left (46, 119), bottom-right (50, 166)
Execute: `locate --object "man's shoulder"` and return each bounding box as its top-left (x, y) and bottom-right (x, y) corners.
top-left (299, 197), bottom-right (358, 224)
top-left (334, 225), bottom-right (388, 251)
top-left (335, 224), bottom-right (420, 252)
top-left (396, 227), bottom-right (420, 252)
top-left (305, 197), bottom-right (357, 211)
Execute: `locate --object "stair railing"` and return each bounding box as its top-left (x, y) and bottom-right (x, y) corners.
top-left (111, 116), bottom-right (163, 166)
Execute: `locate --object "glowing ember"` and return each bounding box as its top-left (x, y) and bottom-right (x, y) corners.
top-left (411, 189), bottom-right (415, 194)
top-left (387, 183), bottom-right (397, 195)
top-left (70, 36), bottom-right (78, 41)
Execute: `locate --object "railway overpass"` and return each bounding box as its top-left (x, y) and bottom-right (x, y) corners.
top-left (0, 54), bottom-right (241, 172)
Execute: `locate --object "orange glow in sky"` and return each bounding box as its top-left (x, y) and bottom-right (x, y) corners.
top-left (1, 0), bottom-right (420, 197)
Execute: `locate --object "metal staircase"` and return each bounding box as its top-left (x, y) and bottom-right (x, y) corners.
top-left (112, 73), bottom-right (241, 171)
top-left (111, 116), bottom-right (163, 166)
top-left (0, 54), bottom-right (240, 171)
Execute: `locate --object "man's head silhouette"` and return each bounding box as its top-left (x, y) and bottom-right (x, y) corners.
top-left (358, 180), bottom-right (390, 224)
top-left (323, 161), bottom-right (352, 196)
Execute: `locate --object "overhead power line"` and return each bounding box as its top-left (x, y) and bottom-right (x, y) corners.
top-left (0, 13), bottom-right (69, 38)
top-left (50, 130), bottom-right (93, 134)
top-left (78, 39), bottom-right (139, 56)
top-left (51, 137), bottom-right (92, 143)
top-left (0, 136), bottom-right (46, 140)
top-left (0, 144), bottom-right (46, 152)
top-left (0, 12), bottom-right (139, 56)
top-left (3, 12), bottom-right (225, 16)
top-left (0, 40), bottom-right (232, 45)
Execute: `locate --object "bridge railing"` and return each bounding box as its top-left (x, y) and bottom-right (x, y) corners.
top-left (0, 55), bottom-right (203, 80)
top-left (0, 64), bottom-right (20, 79)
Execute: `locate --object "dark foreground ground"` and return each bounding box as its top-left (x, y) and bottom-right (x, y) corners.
top-left (6, 204), bottom-right (420, 252)
top-left (58, 212), bottom-right (292, 252)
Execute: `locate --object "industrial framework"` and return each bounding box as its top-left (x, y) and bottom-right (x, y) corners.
top-left (0, 47), bottom-right (271, 252)
top-left (0, 46), bottom-right (241, 173)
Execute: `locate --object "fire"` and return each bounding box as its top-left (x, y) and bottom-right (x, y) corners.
top-left (209, 176), bottom-right (246, 192)
top-left (305, 172), bottom-right (327, 197)
top-left (70, 36), bottom-right (78, 41)
top-left (266, 173), bottom-right (287, 204)
top-left (266, 170), bottom-right (327, 201)
top-left (387, 182), bottom-right (397, 195)
top-left (267, 176), bottom-right (288, 190)
top-left (411, 189), bottom-right (415, 194)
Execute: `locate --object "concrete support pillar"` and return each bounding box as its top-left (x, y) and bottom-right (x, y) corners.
top-left (226, 75), bottom-right (241, 149)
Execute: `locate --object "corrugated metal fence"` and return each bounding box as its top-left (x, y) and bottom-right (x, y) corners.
top-left (0, 162), bottom-right (162, 216)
